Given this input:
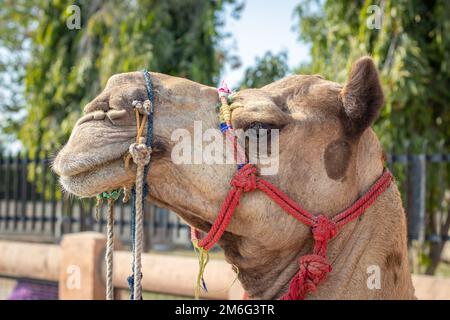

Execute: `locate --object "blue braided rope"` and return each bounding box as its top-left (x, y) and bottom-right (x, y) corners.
top-left (142, 69), bottom-right (155, 196)
top-left (128, 70), bottom-right (154, 300)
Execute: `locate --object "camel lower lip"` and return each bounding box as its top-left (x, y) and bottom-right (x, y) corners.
top-left (59, 158), bottom-right (132, 197)
top-left (53, 142), bottom-right (130, 177)
top-left (52, 122), bottom-right (135, 177)
top-left (60, 157), bottom-right (124, 177)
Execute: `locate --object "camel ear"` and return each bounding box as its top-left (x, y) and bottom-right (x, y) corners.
top-left (340, 56), bottom-right (384, 137)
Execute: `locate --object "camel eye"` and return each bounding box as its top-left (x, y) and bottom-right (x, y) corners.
top-left (245, 122), bottom-right (273, 138)
top-left (247, 122), bottom-right (268, 130)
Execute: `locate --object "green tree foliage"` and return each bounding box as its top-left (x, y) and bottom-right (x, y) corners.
top-left (0, 0), bottom-right (243, 154)
top-left (295, 0), bottom-right (449, 274)
top-left (294, 0), bottom-right (449, 151)
top-left (239, 50), bottom-right (289, 88)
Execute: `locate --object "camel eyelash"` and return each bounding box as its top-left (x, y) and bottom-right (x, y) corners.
top-left (244, 122), bottom-right (280, 132)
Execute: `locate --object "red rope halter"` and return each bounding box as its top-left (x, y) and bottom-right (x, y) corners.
top-left (192, 164), bottom-right (393, 300)
top-left (191, 81), bottom-right (394, 300)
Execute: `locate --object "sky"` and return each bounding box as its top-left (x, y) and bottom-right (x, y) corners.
top-left (221, 0), bottom-right (311, 88)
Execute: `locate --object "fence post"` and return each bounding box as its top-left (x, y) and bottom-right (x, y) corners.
top-left (407, 154), bottom-right (426, 273)
top-left (407, 154), bottom-right (426, 243)
top-left (59, 232), bottom-right (107, 300)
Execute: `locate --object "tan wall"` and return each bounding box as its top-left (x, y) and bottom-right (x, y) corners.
top-left (0, 240), bottom-right (60, 281)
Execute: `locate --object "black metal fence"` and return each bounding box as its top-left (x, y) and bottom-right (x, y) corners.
top-left (0, 151), bottom-right (449, 250)
top-left (386, 153), bottom-right (450, 245)
top-left (0, 152), bottom-right (190, 250)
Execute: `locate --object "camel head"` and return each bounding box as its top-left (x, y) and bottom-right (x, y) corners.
top-left (54, 57), bottom-right (390, 298)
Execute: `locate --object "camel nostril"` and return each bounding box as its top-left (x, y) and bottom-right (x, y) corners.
top-left (93, 111), bottom-right (106, 120)
top-left (75, 110), bottom-right (107, 126)
top-left (107, 109), bottom-right (127, 120)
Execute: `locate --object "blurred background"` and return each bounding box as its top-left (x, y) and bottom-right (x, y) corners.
top-left (0, 0), bottom-right (449, 299)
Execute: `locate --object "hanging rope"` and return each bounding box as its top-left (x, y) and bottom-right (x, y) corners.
top-left (127, 187), bottom-right (137, 299)
top-left (128, 138), bottom-right (151, 300)
top-left (191, 228), bottom-right (240, 299)
top-left (105, 198), bottom-right (115, 300)
top-left (95, 190), bottom-right (121, 300)
top-left (191, 228), bottom-right (210, 298)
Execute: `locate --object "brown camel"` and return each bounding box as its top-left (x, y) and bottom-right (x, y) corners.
top-left (53, 56), bottom-right (415, 299)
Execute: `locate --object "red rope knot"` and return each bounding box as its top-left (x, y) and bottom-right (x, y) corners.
top-left (230, 164), bottom-right (257, 192)
top-left (281, 254), bottom-right (332, 300)
top-left (312, 215), bottom-right (337, 243)
top-left (299, 254), bottom-right (332, 291)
